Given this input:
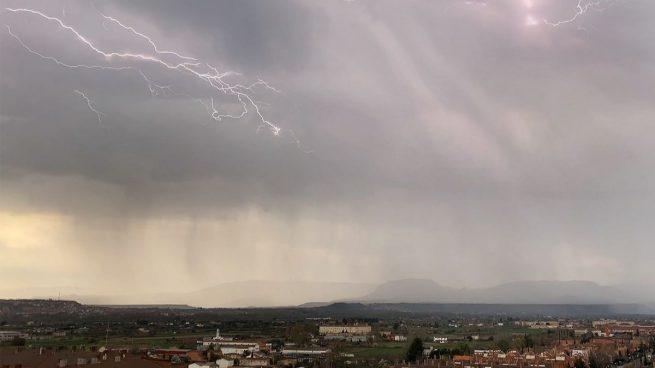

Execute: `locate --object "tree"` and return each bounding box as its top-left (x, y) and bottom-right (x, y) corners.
top-left (589, 352), bottom-right (611, 368)
top-left (11, 337), bottom-right (26, 346)
top-left (496, 339), bottom-right (510, 353)
top-left (268, 338), bottom-right (284, 352)
top-left (287, 324), bottom-right (312, 346)
top-left (580, 332), bottom-right (593, 344)
top-left (573, 357), bottom-right (587, 368)
top-left (406, 338), bottom-right (424, 363)
top-left (523, 334), bottom-right (534, 350)
top-left (513, 334), bottom-right (534, 353)
top-left (512, 336), bottom-right (525, 353)
top-left (458, 343), bottom-right (472, 355)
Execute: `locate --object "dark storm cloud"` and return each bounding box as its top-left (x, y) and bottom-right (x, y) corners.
top-left (104, 0), bottom-right (323, 72)
top-left (1, 0), bottom-right (655, 293)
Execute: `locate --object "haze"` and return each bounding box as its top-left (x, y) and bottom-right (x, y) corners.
top-left (1, 0), bottom-right (654, 303)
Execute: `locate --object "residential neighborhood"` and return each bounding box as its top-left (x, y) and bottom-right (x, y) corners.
top-left (1, 300), bottom-right (654, 368)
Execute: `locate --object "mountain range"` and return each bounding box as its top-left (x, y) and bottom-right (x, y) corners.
top-left (355, 279), bottom-right (650, 305)
top-left (2, 279), bottom-right (652, 308)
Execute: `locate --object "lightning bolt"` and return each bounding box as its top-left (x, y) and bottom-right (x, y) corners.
top-left (544, 0), bottom-right (619, 27)
top-left (93, 6), bottom-right (198, 62)
top-left (4, 7), bottom-right (284, 137)
top-left (463, 0), bottom-right (625, 29)
top-left (5, 25), bottom-right (131, 71)
top-left (74, 89), bottom-right (104, 125)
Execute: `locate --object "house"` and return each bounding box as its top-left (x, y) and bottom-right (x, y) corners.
top-left (318, 325), bottom-right (371, 335)
top-left (216, 358), bottom-right (235, 368)
top-left (453, 355), bottom-right (472, 364)
top-left (281, 348), bottom-right (330, 357)
top-left (0, 348), bottom-right (175, 368)
top-left (239, 357), bottom-right (271, 367)
top-left (0, 331), bottom-right (29, 342)
top-left (218, 343), bottom-right (259, 356)
top-left (186, 351), bottom-right (206, 363)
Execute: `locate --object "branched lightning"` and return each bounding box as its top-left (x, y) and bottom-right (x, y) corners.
top-left (94, 7), bottom-right (198, 62)
top-left (5, 25), bottom-right (131, 71)
top-left (463, 0), bottom-right (624, 29)
top-left (4, 7), bottom-right (285, 137)
top-left (544, 0), bottom-right (618, 27)
top-left (74, 89), bottom-right (104, 125)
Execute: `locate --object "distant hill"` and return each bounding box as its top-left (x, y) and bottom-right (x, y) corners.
top-left (472, 280), bottom-right (628, 304)
top-left (5, 279), bottom-right (652, 308)
top-left (356, 279), bottom-right (646, 305)
top-left (54, 281), bottom-right (375, 308)
top-left (96, 304), bottom-right (195, 309)
top-left (357, 279), bottom-right (460, 303)
top-left (0, 299), bottom-right (99, 320)
top-left (184, 281), bottom-right (375, 308)
top-left (323, 302), bottom-right (655, 317)
top-left (2, 299), bottom-right (654, 321)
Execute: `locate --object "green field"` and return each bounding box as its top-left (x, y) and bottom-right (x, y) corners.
top-left (345, 342), bottom-right (407, 358)
top-left (24, 333), bottom-right (207, 349)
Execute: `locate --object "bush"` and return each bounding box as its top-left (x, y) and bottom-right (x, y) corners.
top-left (406, 338), bottom-right (424, 362)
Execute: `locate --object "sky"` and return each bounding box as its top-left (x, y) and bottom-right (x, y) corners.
top-left (1, 0), bottom-right (654, 297)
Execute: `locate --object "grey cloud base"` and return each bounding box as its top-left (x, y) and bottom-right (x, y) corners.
top-left (0, 0), bottom-right (653, 296)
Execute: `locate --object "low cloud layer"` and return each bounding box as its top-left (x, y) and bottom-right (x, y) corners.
top-left (1, 0), bottom-right (654, 297)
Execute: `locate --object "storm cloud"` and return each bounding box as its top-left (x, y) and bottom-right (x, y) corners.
top-left (1, 0), bottom-right (654, 297)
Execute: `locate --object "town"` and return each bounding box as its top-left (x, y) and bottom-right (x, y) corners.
top-left (3, 0), bottom-right (655, 367)
top-left (1, 300), bottom-right (654, 368)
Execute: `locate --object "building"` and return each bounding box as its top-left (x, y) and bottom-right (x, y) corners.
top-left (522, 321), bottom-right (560, 329)
top-left (281, 349), bottom-right (330, 365)
top-left (571, 349), bottom-right (591, 360)
top-left (216, 358), bottom-right (235, 368)
top-left (239, 357), bottom-right (271, 367)
top-left (318, 325), bottom-right (371, 335)
top-left (0, 331), bottom-right (29, 342)
top-left (323, 334), bottom-right (368, 342)
top-left (197, 330), bottom-right (259, 355)
top-left (592, 320), bottom-right (618, 328)
top-left (189, 364), bottom-right (218, 368)
top-left (217, 344), bottom-right (259, 356)
top-left (0, 348), bottom-right (174, 368)
top-left (603, 324), bottom-right (655, 335)
top-left (198, 329), bottom-right (235, 347)
top-left (149, 348), bottom-right (191, 361)
top-left (281, 348), bottom-right (330, 357)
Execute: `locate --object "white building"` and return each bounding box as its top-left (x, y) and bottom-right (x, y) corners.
top-left (218, 343), bottom-right (259, 355)
top-left (189, 363), bottom-right (218, 368)
top-left (318, 325), bottom-right (371, 335)
top-left (592, 320), bottom-right (617, 328)
top-left (282, 348), bottom-right (330, 357)
top-left (216, 358), bottom-right (235, 368)
top-left (0, 331), bottom-right (29, 341)
top-left (572, 349), bottom-right (591, 359)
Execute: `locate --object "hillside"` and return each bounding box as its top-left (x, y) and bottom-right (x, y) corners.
top-left (357, 279), bottom-right (645, 305)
